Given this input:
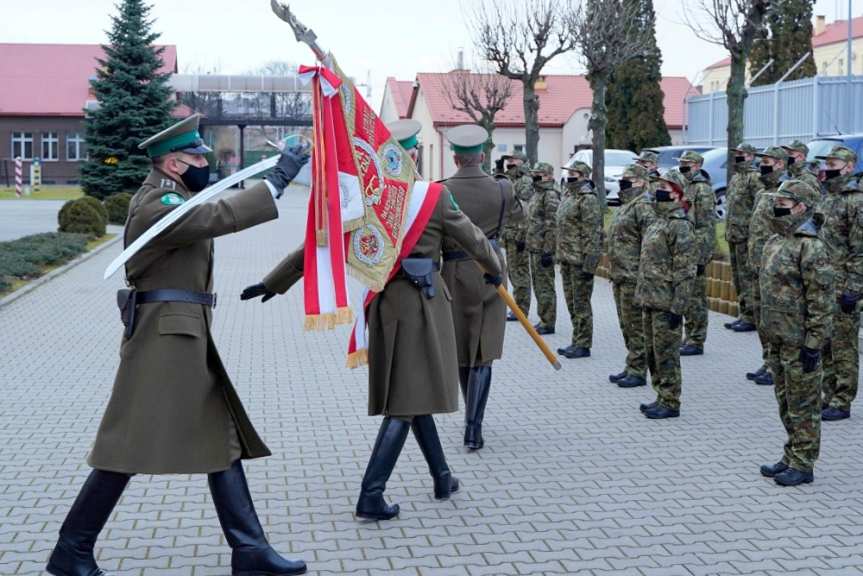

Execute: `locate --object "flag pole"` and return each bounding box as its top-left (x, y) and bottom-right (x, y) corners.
top-left (495, 283), bottom-right (562, 371)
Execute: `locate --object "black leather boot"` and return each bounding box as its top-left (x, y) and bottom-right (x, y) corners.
top-left (46, 469), bottom-right (131, 576)
top-left (411, 415), bottom-right (460, 500)
top-left (356, 417), bottom-right (410, 520)
top-left (209, 460), bottom-right (307, 576)
top-left (465, 366), bottom-right (492, 450)
top-left (458, 367), bottom-right (471, 404)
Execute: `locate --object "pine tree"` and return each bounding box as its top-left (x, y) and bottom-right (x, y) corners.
top-left (605, 0), bottom-right (671, 152)
top-left (81, 0), bottom-right (174, 199)
top-left (749, 0), bottom-right (816, 86)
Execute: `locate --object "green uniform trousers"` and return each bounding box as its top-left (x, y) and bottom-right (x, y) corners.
top-left (644, 308), bottom-right (683, 410)
top-left (822, 307), bottom-right (860, 411)
top-left (767, 341), bottom-right (822, 472)
top-left (683, 267), bottom-right (709, 347)
top-left (503, 238), bottom-right (532, 316)
top-left (529, 253), bottom-right (556, 329)
top-left (729, 241), bottom-right (754, 324)
top-left (751, 273), bottom-right (770, 364)
top-left (560, 263), bottom-right (594, 348)
top-left (613, 281), bottom-right (646, 378)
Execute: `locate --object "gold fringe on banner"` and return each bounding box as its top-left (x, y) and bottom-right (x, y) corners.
top-left (336, 306), bottom-right (354, 325)
top-left (304, 307), bottom-right (354, 331)
top-left (346, 348), bottom-right (368, 369)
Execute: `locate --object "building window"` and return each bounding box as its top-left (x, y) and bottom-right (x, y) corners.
top-left (42, 132), bottom-right (59, 161)
top-left (66, 133), bottom-right (87, 161)
top-left (11, 132), bottom-right (33, 160)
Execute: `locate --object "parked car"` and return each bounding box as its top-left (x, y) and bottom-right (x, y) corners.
top-left (562, 149), bottom-right (637, 205)
top-left (700, 147), bottom-right (729, 220)
top-left (648, 145), bottom-right (716, 170)
top-left (806, 134), bottom-right (863, 173)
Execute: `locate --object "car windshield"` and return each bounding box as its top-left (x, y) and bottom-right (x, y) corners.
top-left (605, 151), bottom-right (636, 165)
top-left (807, 139), bottom-right (842, 162)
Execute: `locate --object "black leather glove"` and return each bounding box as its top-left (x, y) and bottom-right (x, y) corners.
top-left (665, 312), bottom-right (682, 329)
top-left (515, 240), bottom-right (526, 253)
top-left (839, 291), bottom-right (861, 314)
top-left (241, 282), bottom-right (277, 303)
top-left (483, 273), bottom-right (503, 287)
top-left (800, 346), bottom-right (820, 373)
top-left (697, 264), bottom-right (706, 275)
top-left (540, 252), bottom-right (554, 268)
top-left (265, 147), bottom-right (310, 197)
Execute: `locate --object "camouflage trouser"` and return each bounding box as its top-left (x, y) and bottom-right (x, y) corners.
top-left (767, 340), bottom-right (822, 472)
top-left (529, 252), bottom-right (557, 328)
top-left (751, 271), bottom-right (769, 364)
top-left (503, 238), bottom-right (531, 315)
top-left (613, 281), bottom-right (646, 378)
top-left (643, 307), bottom-right (683, 410)
top-left (729, 241), bottom-right (754, 323)
top-left (822, 306), bottom-right (860, 411)
top-left (560, 263), bottom-right (594, 348)
top-left (683, 267), bottom-right (709, 347)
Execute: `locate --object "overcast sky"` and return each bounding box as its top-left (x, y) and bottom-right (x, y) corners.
top-left (1, 0), bottom-right (858, 106)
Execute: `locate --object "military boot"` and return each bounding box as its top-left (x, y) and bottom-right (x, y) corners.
top-left (679, 344), bottom-right (704, 356)
top-left (609, 370), bottom-right (628, 383)
top-left (560, 346), bottom-right (590, 359)
top-left (732, 320), bottom-right (756, 332)
top-left (754, 371), bottom-right (774, 386)
top-left (759, 461), bottom-right (788, 478)
top-left (46, 469), bottom-right (131, 576)
top-left (639, 400), bottom-right (658, 413)
top-left (458, 367), bottom-right (471, 403)
top-left (209, 461), bottom-right (307, 576)
top-left (465, 366), bottom-right (492, 450)
top-left (617, 374), bottom-right (646, 388)
top-left (822, 407), bottom-right (851, 421)
top-left (774, 467), bottom-right (814, 486)
top-left (411, 415), bottom-right (460, 499)
top-left (746, 365), bottom-right (767, 381)
top-left (356, 417), bottom-right (410, 520)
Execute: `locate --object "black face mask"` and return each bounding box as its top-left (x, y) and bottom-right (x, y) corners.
top-left (824, 168), bottom-right (842, 180)
top-left (735, 156), bottom-right (747, 164)
top-left (532, 175), bottom-right (543, 183)
top-left (655, 189), bottom-right (673, 202)
top-left (619, 179), bottom-right (633, 191)
top-left (773, 206), bottom-right (792, 218)
top-left (566, 176), bottom-right (580, 183)
top-left (787, 156), bottom-right (796, 166)
top-left (760, 164), bottom-right (774, 176)
top-left (506, 164), bottom-right (518, 172)
top-left (179, 161), bottom-right (210, 193)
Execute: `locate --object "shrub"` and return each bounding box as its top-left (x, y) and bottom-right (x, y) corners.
top-left (79, 195), bottom-right (109, 225)
top-left (104, 192), bottom-right (133, 225)
top-left (0, 232), bottom-right (89, 294)
top-left (58, 198), bottom-right (107, 237)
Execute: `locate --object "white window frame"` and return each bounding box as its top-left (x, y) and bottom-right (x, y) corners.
top-left (66, 133), bottom-right (87, 162)
top-left (42, 132), bottom-right (59, 161)
top-left (11, 132), bottom-right (33, 160)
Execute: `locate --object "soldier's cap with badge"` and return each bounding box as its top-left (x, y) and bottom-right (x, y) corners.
top-left (774, 179), bottom-right (820, 208)
top-left (730, 143), bottom-right (757, 155)
top-left (651, 168), bottom-right (687, 194)
top-left (755, 146), bottom-right (789, 161)
top-left (562, 161), bottom-right (591, 177)
top-left (530, 161), bottom-right (555, 176)
top-left (781, 140), bottom-right (809, 156)
top-left (816, 144), bottom-right (858, 165)
top-left (139, 113), bottom-right (212, 159)
top-left (622, 163), bottom-right (649, 180)
top-left (637, 149), bottom-right (659, 164)
top-left (677, 150), bottom-right (704, 165)
top-left (447, 124), bottom-right (488, 154)
top-left (387, 119), bottom-right (422, 150)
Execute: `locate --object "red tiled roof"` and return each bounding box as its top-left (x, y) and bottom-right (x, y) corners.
top-left (385, 77), bottom-right (414, 119)
top-left (0, 43), bottom-right (178, 117)
top-left (412, 72), bottom-right (696, 129)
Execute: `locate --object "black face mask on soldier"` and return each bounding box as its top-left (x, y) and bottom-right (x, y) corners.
top-left (619, 179), bottom-right (633, 191)
top-left (735, 156), bottom-right (747, 164)
top-left (679, 165), bottom-right (691, 174)
top-left (532, 175), bottom-right (543, 183)
top-left (773, 206), bottom-right (792, 218)
top-left (760, 164), bottom-right (774, 176)
top-left (787, 156), bottom-right (796, 166)
top-left (824, 168), bottom-right (843, 180)
top-left (178, 161), bottom-right (210, 193)
top-left (655, 189), bottom-right (673, 202)
top-left (506, 164), bottom-right (518, 171)
top-left (566, 176), bottom-right (580, 183)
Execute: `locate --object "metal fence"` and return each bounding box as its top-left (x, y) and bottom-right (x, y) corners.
top-left (685, 75), bottom-right (863, 147)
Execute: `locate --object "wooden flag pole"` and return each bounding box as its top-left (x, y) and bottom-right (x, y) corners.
top-left (495, 282), bottom-right (562, 371)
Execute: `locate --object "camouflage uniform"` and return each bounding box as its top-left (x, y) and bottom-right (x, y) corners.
top-left (816, 146), bottom-right (863, 414)
top-left (636, 170), bottom-right (696, 410)
top-left (679, 152), bottom-right (716, 349)
top-left (608, 164), bottom-right (656, 378)
top-left (761, 181), bottom-right (834, 473)
top-left (501, 155), bottom-right (535, 315)
top-left (783, 140), bottom-right (823, 197)
top-left (556, 161), bottom-right (602, 349)
top-left (526, 162), bottom-right (560, 330)
top-left (725, 144), bottom-right (763, 324)
top-left (636, 149), bottom-right (661, 177)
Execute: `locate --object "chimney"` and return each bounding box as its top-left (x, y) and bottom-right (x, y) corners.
top-left (457, 48), bottom-right (464, 71)
top-left (815, 14), bottom-right (826, 36)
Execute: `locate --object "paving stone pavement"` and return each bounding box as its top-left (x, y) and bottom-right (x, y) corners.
top-left (1, 189), bottom-right (863, 576)
top-left (0, 201), bottom-right (66, 242)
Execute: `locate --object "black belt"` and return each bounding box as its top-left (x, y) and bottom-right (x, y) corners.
top-left (137, 289), bottom-right (217, 308)
top-left (443, 239), bottom-right (499, 262)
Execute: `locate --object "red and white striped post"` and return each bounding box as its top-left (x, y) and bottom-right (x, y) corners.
top-left (14, 157), bottom-right (22, 198)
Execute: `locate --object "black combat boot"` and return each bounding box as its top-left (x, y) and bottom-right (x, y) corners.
top-left (617, 374), bottom-right (646, 388)
top-left (732, 320), bottom-right (756, 332)
top-left (411, 415), bottom-right (460, 499)
top-left (639, 399), bottom-right (658, 413)
top-left (209, 460), bottom-right (307, 576)
top-left (356, 417), bottom-right (411, 520)
top-left (774, 467), bottom-right (814, 486)
top-left (759, 461), bottom-right (788, 478)
top-left (465, 366), bottom-right (492, 450)
top-left (746, 365), bottom-right (767, 381)
top-left (46, 469), bottom-right (131, 576)
top-left (822, 406), bottom-right (851, 421)
top-left (609, 370), bottom-right (628, 383)
top-left (679, 344), bottom-right (704, 356)
top-left (561, 346), bottom-right (590, 359)
top-left (643, 404), bottom-right (680, 419)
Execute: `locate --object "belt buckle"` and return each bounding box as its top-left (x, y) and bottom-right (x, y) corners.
top-left (211, 293), bottom-right (218, 309)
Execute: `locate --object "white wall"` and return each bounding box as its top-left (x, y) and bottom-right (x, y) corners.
top-left (410, 88), bottom-right (445, 180)
top-left (379, 87), bottom-right (401, 124)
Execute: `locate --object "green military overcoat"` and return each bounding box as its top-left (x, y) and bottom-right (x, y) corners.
top-left (262, 188), bottom-right (501, 417)
top-left (88, 170), bottom-right (278, 474)
top-left (440, 165), bottom-right (517, 367)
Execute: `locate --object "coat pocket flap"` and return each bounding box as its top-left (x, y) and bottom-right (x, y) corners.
top-left (158, 313), bottom-right (203, 338)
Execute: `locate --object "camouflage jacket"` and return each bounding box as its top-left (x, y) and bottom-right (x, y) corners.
top-left (607, 190), bottom-right (655, 284)
top-left (635, 202), bottom-right (696, 315)
top-left (501, 171), bottom-right (534, 242)
top-left (526, 181), bottom-right (560, 254)
top-left (788, 162), bottom-right (822, 196)
top-left (760, 219), bottom-right (834, 349)
top-left (725, 166), bottom-right (763, 244)
top-left (684, 170), bottom-right (716, 266)
top-left (555, 180), bottom-right (603, 271)
top-left (817, 176), bottom-right (863, 295)
top-left (748, 175), bottom-right (784, 273)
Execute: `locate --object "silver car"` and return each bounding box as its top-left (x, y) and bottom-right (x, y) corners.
top-left (563, 149), bottom-right (637, 205)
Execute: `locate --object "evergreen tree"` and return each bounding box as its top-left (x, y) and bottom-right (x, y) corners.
top-left (81, 0), bottom-right (174, 199)
top-left (605, 0), bottom-right (671, 152)
top-left (749, 0), bottom-right (816, 86)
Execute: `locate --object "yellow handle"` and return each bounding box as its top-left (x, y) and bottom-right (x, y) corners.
top-left (496, 284), bottom-right (562, 371)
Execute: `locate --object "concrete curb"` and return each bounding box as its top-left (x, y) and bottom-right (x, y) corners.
top-left (0, 234), bottom-right (123, 310)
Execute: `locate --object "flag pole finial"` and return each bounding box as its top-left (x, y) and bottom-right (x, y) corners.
top-left (270, 0), bottom-right (327, 61)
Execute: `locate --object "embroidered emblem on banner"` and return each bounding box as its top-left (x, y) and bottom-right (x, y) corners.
top-left (353, 224), bottom-right (385, 265)
top-left (382, 144), bottom-right (403, 178)
top-left (353, 137), bottom-right (384, 206)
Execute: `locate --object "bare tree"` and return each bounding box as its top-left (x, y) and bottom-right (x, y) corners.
top-left (441, 68), bottom-right (514, 172)
top-left (568, 0), bottom-right (651, 204)
top-left (471, 0), bottom-right (577, 165)
top-left (683, 0), bottom-right (770, 181)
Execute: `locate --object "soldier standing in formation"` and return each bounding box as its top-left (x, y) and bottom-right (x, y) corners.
top-left (759, 180), bottom-right (832, 486)
top-left (47, 115), bottom-right (310, 576)
top-left (607, 164), bottom-right (655, 388)
top-left (245, 122), bottom-right (502, 521)
top-left (636, 149), bottom-right (661, 177)
top-left (636, 170), bottom-right (696, 419)
top-left (555, 161), bottom-right (602, 359)
top-left (526, 162), bottom-right (561, 335)
top-left (723, 144), bottom-right (762, 333)
top-left (816, 145), bottom-right (863, 422)
top-left (439, 125), bottom-right (518, 450)
top-left (678, 151), bottom-right (716, 357)
top-left (783, 140), bottom-right (822, 193)
top-left (500, 152), bottom-right (535, 320)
